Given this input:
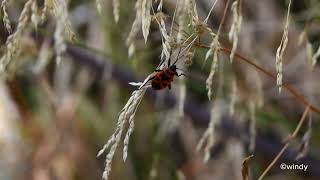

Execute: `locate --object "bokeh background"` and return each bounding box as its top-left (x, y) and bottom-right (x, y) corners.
top-left (0, 0), bottom-right (320, 180)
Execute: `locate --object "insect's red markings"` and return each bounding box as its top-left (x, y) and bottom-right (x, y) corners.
top-left (151, 68), bottom-right (176, 90)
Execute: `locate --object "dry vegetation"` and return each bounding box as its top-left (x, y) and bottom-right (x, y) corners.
top-left (0, 0), bottom-right (320, 180)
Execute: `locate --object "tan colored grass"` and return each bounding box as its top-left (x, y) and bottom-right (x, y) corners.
top-left (1, 0), bottom-right (12, 34)
top-left (275, 0), bottom-right (292, 93)
top-left (197, 100), bottom-right (222, 163)
top-left (126, 0), bottom-right (143, 57)
top-left (205, 37), bottom-right (219, 100)
top-left (0, 0), bottom-right (33, 76)
top-left (41, 0), bottom-right (53, 22)
top-left (142, 0), bottom-right (152, 43)
top-left (229, 79), bottom-right (238, 116)
top-left (96, 0), bottom-right (102, 14)
top-left (31, 0), bottom-right (40, 30)
top-left (53, 0), bottom-right (68, 64)
top-left (249, 101), bottom-right (256, 152)
top-left (113, 0), bottom-right (120, 22)
top-left (228, 0), bottom-right (242, 63)
top-left (97, 88), bottom-right (147, 180)
top-left (312, 46), bottom-right (320, 68)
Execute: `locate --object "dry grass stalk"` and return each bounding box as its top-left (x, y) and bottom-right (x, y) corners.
top-left (312, 46), bottom-right (320, 68)
top-left (142, 0), bottom-right (152, 43)
top-left (192, 0), bottom-right (219, 50)
top-left (126, 0), bottom-right (143, 57)
top-left (41, 0), bottom-right (53, 22)
top-left (0, 0), bottom-right (33, 76)
top-left (113, 0), bottom-right (120, 22)
top-left (296, 113), bottom-right (312, 160)
top-left (226, 139), bottom-right (245, 180)
top-left (190, 0), bottom-right (218, 44)
top-left (97, 88), bottom-right (147, 180)
top-left (156, 0), bottom-right (163, 11)
top-left (53, 0), bottom-right (69, 65)
top-left (228, 0), bottom-right (242, 63)
top-left (1, 0), bottom-right (12, 34)
top-left (96, 0), bottom-right (102, 14)
top-left (205, 40), bottom-right (219, 100)
top-left (258, 105), bottom-right (310, 180)
top-left (176, 0), bottom-right (192, 43)
top-left (178, 77), bottom-right (186, 118)
top-left (31, 0), bottom-right (40, 30)
top-left (229, 78), bottom-right (237, 116)
top-left (185, 48), bottom-right (195, 66)
top-left (197, 100), bottom-right (222, 163)
top-left (205, 0), bottom-right (230, 100)
top-left (249, 101), bottom-right (256, 152)
top-left (305, 41), bottom-right (313, 66)
top-left (152, 6), bottom-right (171, 62)
top-left (298, 29), bottom-right (307, 46)
top-left (51, 0), bottom-right (76, 41)
top-left (275, 0), bottom-right (292, 93)
top-left (33, 40), bottom-right (52, 74)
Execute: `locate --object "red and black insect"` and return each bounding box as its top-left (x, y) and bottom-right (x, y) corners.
top-left (142, 49), bottom-right (185, 90)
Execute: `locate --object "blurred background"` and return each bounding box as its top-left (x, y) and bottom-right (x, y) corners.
top-left (0, 0), bottom-right (320, 180)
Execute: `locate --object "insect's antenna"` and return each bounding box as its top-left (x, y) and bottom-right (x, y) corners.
top-left (173, 47), bottom-right (182, 65)
top-left (171, 34), bottom-right (197, 65)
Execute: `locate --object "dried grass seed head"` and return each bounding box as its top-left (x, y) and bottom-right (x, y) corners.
top-left (197, 100), bottom-right (223, 163)
top-left (1, 0), bottom-right (12, 34)
top-left (275, 0), bottom-right (292, 93)
top-left (31, 0), bottom-right (41, 30)
top-left (0, 0), bottom-right (33, 76)
top-left (98, 88), bottom-right (147, 180)
top-left (142, 0), bottom-right (152, 43)
top-left (113, 0), bottom-right (120, 22)
top-left (53, 0), bottom-right (69, 64)
top-left (228, 0), bottom-right (243, 63)
top-left (152, 8), bottom-right (171, 62)
top-left (312, 46), bottom-right (320, 68)
top-left (126, 0), bottom-right (143, 57)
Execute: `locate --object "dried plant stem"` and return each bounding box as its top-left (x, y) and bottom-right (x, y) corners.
top-left (216, 0), bottom-right (230, 37)
top-left (312, 46), bottom-right (320, 67)
top-left (205, 0), bottom-right (230, 100)
top-left (228, 0), bottom-right (242, 63)
top-left (275, 0), bottom-right (292, 93)
top-left (54, 0), bottom-right (68, 64)
top-left (1, 0), bottom-right (12, 33)
top-left (258, 105), bottom-right (310, 180)
top-left (197, 44), bottom-right (320, 114)
top-left (96, 0), bottom-right (102, 14)
top-left (0, 0), bottom-right (33, 75)
top-left (113, 0), bottom-right (120, 22)
top-left (97, 88), bottom-right (147, 180)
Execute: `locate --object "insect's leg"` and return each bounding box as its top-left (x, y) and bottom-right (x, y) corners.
top-left (139, 76), bottom-right (155, 89)
top-left (168, 84), bottom-right (171, 90)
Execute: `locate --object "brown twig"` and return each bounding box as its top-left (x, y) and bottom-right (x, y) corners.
top-left (196, 43), bottom-right (320, 114)
top-left (258, 105), bottom-right (310, 180)
top-left (216, 0), bottom-right (231, 36)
